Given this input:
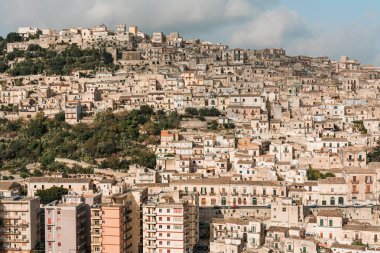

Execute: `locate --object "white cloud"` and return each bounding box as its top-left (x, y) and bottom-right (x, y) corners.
top-left (229, 8), bottom-right (307, 49)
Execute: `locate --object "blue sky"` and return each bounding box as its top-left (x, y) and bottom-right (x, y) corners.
top-left (0, 0), bottom-right (379, 64)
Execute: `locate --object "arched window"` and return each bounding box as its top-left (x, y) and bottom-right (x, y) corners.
top-left (252, 198), bottom-right (257, 205)
top-left (243, 198), bottom-right (247, 205)
top-left (238, 198), bottom-right (242, 205)
top-left (221, 197), bottom-right (226, 206)
top-left (211, 198), bottom-right (216, 206)
top-left (330, 197), bottom-right (335, 206)
top-left (201, 198), bottom-right (206, 206)
top-left (338, 197), bottom-right (344, 205)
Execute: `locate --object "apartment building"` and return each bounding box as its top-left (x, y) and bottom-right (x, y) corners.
top-left (44, 194), bottom-right (88, 253)
top-left (0, 196), bottom-right (40, 252)
top-left (142, 191), bottom-right (199, 253)
top-left (171, 177), bottom-right (286, 207)
top-left (90, 193), bottom-right (133, 253)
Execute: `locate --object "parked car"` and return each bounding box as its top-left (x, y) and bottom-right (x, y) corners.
top-left (367, 203), bottom-right (374, 208)
top-left (353, 203), bottom-right (362, 207)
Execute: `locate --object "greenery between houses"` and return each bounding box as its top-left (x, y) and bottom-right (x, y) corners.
top-left (306, 166), bottom-right (335, 180)
top-left (36, 186), bottom-right (69, 205)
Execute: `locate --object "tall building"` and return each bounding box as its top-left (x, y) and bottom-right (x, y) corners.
top-left (90, 193), bottom-right (133, 253)
top-left (129, 26), bottom-right (138, 35)
top-left (44, 194), bottom-right (88, 253)
top-left (142, 191), bottom-right (199, 253)
top-left (0, 196), bottom-right (40, 252)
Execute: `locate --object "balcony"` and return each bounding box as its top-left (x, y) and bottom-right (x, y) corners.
top-left (4, 238), bottom-right (29, 243)
top-left (145, 213), bottom-right (156, 217)
top-left (351, 181), bottom-right (359, 184)
top-left (3, 223), bottom-right (28, 228)
top-left (145, 237), bottom-right (157, 241)
top-left (145, 228), bottom-right (156, 233)
top-left (146, 243), bottom-right (157, 249)
top-left (0, 230), bottom-right (21, 235)
top-left (365, 181), bottom-right (373, 184)
top-left (1, 217), bottom-right (21, 220)
top-left (352, 191), bottom-right (359, 194)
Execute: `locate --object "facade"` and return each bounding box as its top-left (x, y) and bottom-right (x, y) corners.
top-left (28, 177), bottom-right (94, 197)
top-left (44, 194), bottom-right (88, 253)
top-left (142, 191), bottom-right (198, 253)
top-left (0, 197), bottom-right (40, 252)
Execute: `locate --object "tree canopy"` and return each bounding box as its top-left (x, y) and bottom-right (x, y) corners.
top-left (36, 186), bottom-right (68, 205)
top-left (0, 106), bottom-right (182, 174)
top-left (5, 44), bottom-right (116, 76)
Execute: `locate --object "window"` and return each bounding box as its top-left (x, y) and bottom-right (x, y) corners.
top-left (221, 197), bottom-right (226, 206)
top-left (319, 219), bottom-right (324, 227)
top-left (329, 220), bottom-right (333, 227)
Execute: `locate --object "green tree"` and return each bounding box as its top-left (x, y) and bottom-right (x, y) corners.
top-left (185, 107), bottom-right (198, 115)
top-left (36, 186), bottom-right (68, 205)
top-left (307, 166), bottom-right (335, 180)
top-left (6, 32), bottom-right (23, 43)
top-left (207, 120), bottom-right (218, 130)
top-left (0, 60), bottom-right (9, 73)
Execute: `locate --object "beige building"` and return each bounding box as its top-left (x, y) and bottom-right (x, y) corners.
top-left (210, 217), bottom-right (263, 250)
top-left (28, 177), bottom-right (94, 197)
top-left (142, 191), bottom-right (198, 253)
top-left (0, 196), bottom-right (40, 252)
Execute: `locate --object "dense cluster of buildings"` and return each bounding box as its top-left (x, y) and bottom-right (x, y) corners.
top-left (1, 24), bottom-right (380, 252)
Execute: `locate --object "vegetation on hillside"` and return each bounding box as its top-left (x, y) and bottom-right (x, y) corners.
top-left (0, 106), bottom-right (182, 176)
top-left (0, 38), bottom-right (116, 75)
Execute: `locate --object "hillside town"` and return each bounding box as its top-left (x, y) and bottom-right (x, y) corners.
top-left (0, 24), bottom-right (380, 253)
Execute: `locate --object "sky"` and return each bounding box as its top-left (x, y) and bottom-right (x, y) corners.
top-left (0, 0), bottom-right (379, 64)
